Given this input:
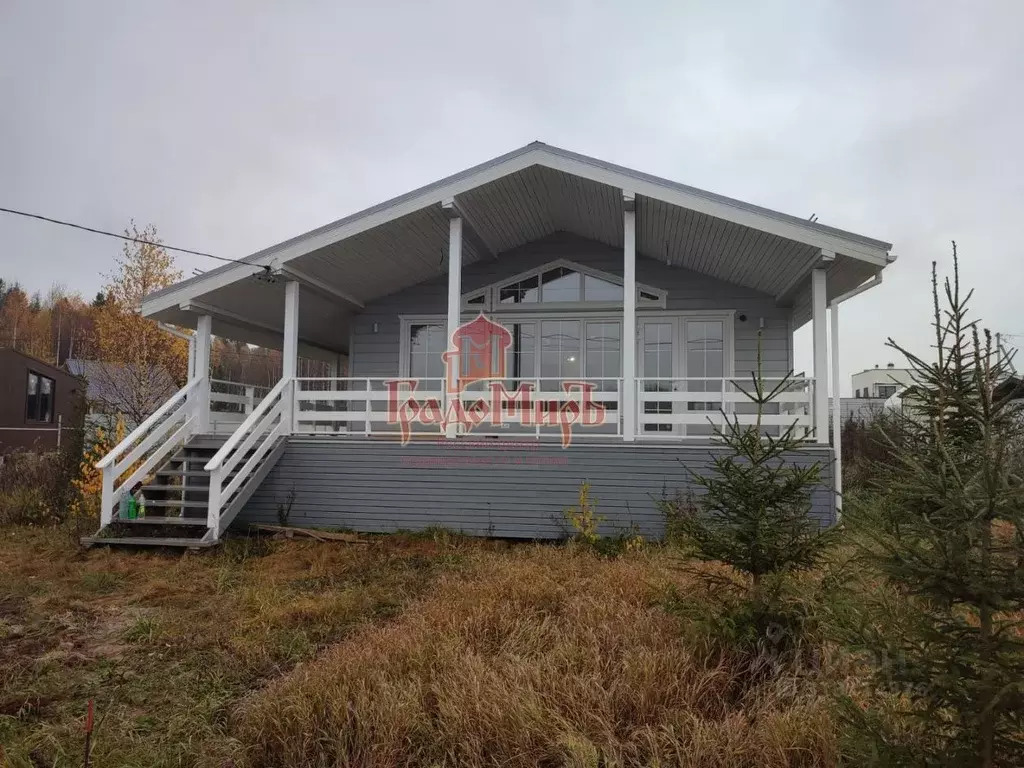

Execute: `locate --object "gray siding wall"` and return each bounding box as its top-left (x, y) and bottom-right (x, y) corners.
top-left (349, 232), bottom-right (791, 380)
top-left (241, 438), bottom-right (835, 540)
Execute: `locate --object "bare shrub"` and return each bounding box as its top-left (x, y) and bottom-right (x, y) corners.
top-left (0, 450), bottom-right (65, 525)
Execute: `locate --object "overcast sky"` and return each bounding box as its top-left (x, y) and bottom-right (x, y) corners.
top-left (1, 1), bottom-right (1021, 393)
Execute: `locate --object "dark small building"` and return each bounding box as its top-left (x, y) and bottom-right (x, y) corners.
top-left (0, 348), bottom-right (84, 453)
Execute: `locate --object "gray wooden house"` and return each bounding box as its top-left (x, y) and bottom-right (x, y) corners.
top-left (86, 143), bottom-right (895, 547)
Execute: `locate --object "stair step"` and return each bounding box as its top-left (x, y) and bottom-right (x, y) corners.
top-left (117, 516), bottom-right (208, 526)
top-left (155, 469), bottom-right (210, 478)
top-left (142, 498), bottom-right (210, 508)
top-left (143, 483), bottom-right (209, 493)
top-left (82, 536), bottom-right (216, 549)
top-left (186, 438), bottom-right (230, 450)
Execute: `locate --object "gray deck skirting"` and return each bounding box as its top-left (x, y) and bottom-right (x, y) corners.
top-left (239, 437), bottom-right (836, 540)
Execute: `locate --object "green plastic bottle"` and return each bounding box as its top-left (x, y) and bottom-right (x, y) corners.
top-left (127, 495), bottom-right (138, 520)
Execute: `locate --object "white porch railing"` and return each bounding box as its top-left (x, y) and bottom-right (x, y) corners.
top-left (204, 377), bottom-right (292, 537)
top-left (208, 379), bottom-right (270, 435)
top-left (291, 377), bottom-right (624, 437)
top-left (288, 376), bottom-right (813, 439)
top-left (96, 376), bottom-right (203, 526)
top-left (636, 377), bottom-right (814, 437)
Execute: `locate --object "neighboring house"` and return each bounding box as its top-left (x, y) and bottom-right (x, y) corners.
top-left (883, 374), bottom-right (1024, 417)
top-left (0, 348), bottom-right (83, 453)
top-left (65, 359), bottom-right (177, 434)
top-left (85, 142), bottom-right (896, 548)
top-left (851, 363), bottom-right (917, 399)
top-left (832, 363), bottom-right (919, 425)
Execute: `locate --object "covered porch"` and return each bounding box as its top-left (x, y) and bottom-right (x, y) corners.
top-left (105, 142), bottom-right (893, 544)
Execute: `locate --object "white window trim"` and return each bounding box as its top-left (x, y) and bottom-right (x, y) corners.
top-left (398, 310), bottom-right (735, 380)
top-left (461, 259), bottom-right (666, 311)
top-left (398, 315), bottom-right (448, 379)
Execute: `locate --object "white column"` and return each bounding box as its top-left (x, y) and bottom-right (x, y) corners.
top-left (194, 314), bottom-right (212, 433)
top-left (445, 216), bottom-right (463, 439)
top-left (830, 302), bottom-right (843, 517)
top-left (282, 280), bottom-right (300, 433)
top-left (622, 193), bottom-right (637, 442)
top-left (811, 267), bottom-right (829, 442)
top-left (187, 334), bottom-right (197, 381)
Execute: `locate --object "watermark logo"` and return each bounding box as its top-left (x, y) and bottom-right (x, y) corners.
top-left (385, 313), bottom-right (607, 446)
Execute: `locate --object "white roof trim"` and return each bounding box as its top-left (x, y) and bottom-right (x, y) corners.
top-left (142, 142), bottom-right (893, 317)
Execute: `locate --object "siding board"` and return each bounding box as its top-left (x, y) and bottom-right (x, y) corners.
top-left (241, 438), bottom-right (836, 539)
top-left (350, 232), bottom-right (791, 381)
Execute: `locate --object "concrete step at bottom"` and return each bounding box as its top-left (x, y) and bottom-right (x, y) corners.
top-left (81, 536), bottom-right (216, 549)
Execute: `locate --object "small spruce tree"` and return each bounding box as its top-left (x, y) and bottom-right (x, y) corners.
top-left (661, 336), bottom-right (834, 651)
top-left (843, 244), bottom-right (1024, 766)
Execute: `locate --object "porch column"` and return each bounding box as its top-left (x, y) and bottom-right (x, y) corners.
top-left (282, 280), bottom-right (300, 433)
top-left (811, 267), bottom-right (829, 442)
top-left (830, 302), bottom-right (843, 518)
top-left (622, 192), bottom-right (637, 442)
top-left (445, 216), bottom-right (463, 439)
top-left (187, 333), bottom-right (197, 381)
top-left (194, 314), bottom-right (212, 433)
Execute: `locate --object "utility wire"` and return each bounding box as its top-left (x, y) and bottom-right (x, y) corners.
top-left (0, 206), bottom-right (259, 267)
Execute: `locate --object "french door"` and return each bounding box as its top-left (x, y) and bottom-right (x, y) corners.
top-left (638, 319), bottom-right (678, 434)
top-left (637, 317), bottom-right (728, 437)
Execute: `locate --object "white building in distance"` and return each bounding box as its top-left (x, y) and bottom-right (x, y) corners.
top-left (851, 363), bottom-right (917, 399)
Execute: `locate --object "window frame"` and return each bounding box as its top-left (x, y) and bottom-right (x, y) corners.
top-left (399, 310), bottom-right (734, 384)
top-left (26, 370), bottom-right (56, 423)
top-left (876, 383), bottom-right (899, 399)
top-left (460, 259), bottom-right (667, 312)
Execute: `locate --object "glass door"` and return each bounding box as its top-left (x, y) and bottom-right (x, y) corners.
top-left (638, 320), bottom-right (678, 434)
top-left (683, 319), bottom-right (725, 436)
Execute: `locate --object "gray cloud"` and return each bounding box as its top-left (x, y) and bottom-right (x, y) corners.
top-left (1, 0), bottom-right (1021, 391)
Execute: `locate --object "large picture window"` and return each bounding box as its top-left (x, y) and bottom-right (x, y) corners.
top-left (26, 371), bottom-right (55, 423)
top-left (585, 321), bottom-right (621, 397)
top-left (539, 319), bottom-right (581, 384)
top-left (402, 316), bottom-right (623, 399)
top-left (400, 309), bottom-right (732, 432)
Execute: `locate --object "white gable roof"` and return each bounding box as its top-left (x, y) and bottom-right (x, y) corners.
top-left (142, 142), bottom-right (894, 350)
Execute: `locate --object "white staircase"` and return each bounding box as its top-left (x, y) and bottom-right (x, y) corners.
top-left (84, 377), bottom-right (291, 549)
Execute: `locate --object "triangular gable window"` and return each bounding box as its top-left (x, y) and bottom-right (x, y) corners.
top-left (464, 260), bottom-right (664, 309)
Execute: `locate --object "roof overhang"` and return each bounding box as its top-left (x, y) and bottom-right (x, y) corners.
top-left (143, 142), bottom-right (894, 346)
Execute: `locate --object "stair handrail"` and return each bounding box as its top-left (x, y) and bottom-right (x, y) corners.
top-left (96, 376), bottom-right (203, 528)
top-left (205, 376), bottom-right (292, 536)
top-left (205, 376), bottom-right (290, 472)
top-left (96, 376), bottom-right (202, 469)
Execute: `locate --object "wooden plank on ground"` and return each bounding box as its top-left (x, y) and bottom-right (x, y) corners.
top-left (249, 523), bottom-right (367, 544)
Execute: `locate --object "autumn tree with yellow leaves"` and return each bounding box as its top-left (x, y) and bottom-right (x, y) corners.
top-left (90, 223), bottom-right (189, 426)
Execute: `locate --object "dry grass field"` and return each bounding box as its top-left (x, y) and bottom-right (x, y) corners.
top-left (0, 527), bottom-right (854, 767)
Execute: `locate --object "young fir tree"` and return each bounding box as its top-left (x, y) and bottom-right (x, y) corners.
top-left (844, 245), bottom-right (1024, 767)
top-left (662, 336), bottom-right (834, 622)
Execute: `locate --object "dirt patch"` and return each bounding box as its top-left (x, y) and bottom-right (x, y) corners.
top-left (0, 692), bottom-right (56, 718)
top-left (0, 526), bottom-right (473, 767)
top-left (0, 594), bottom-right (26, 621)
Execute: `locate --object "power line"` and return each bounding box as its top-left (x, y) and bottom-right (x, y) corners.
top-left (0, 206), bottom-right (258, 267)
